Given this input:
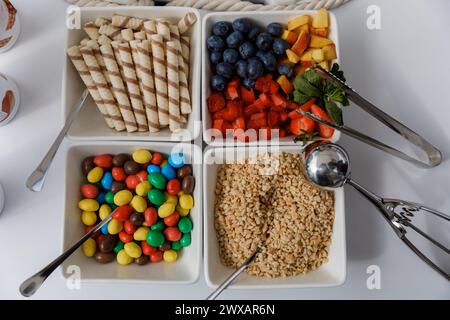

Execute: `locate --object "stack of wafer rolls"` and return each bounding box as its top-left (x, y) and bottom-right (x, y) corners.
top-left (67, 12), bottom-right (197, 133)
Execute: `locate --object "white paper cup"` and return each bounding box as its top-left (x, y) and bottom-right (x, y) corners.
top-left (0, 0), bottom-right (20, 53)
top-left (0, 73), bottom-right (19, 126)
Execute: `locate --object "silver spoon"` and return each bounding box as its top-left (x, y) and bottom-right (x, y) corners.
top-left (206, 247), bottom-right (261, 300)
top-left (19, 207), bottom-right (116, 297)
top-left (26, 89), bottom-right (89, 192)
top-left (303, 142), bottom-right (450, 280)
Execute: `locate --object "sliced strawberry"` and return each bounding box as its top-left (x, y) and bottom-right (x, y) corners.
top-left (207, 92), bottom-right (226, 113)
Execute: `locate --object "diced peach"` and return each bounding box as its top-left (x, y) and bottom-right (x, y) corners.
top-left (277, 75), bottom-right (294, 94)
top-left (291, 31), bottom-right (310, 56)
top-left (288, 15), bottom-right (312, 31)
top-left (286, 49), bottom-right (301, 64)
top-left (281, 29), bottom-right (298, 45)
top-left (309, 35), bottom-right (333, 48)
top-left (298, 23), bottom-right (311, 34)
top-left (313, 28), bottom-right (328, 37)
top-left (300, 48), bottom-right (314, 62)
top-left (312, 48), bottom-right (324, 62)
top-left (294, 61), bottom-right (314, 76)
top-left (312, 8), bottom-right (329, 28)
top-left (319, 60), bottom-right (330, 70)
top-left (322, 44), bottom-right (337, 60)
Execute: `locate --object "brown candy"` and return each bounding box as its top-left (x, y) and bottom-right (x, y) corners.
top-left (135, 255), bottom-right (149, 265)
top-left (159, 242), bottom-right (171, 251)
top-left (82, 157), bottom-right (96, 176)
top-left (111, 181), bottom-right (127, 193)
top-left (98, 234), bottom-right (117, 253)
top-left (181, 175), bottom-right (195, 194)
top-left (130, 212), bottom-right (144, 226)
top-left (112, 153), bottom-right (131, 167)
top-left (94, 251), bottom-right (115, 264)
top-left (176, 165), bottom-right (192, 179)
top-left (124, 160), bottom-right (141, 175)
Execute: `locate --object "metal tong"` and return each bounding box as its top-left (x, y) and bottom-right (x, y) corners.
top-left (297, 65), bottom-right (443, 168)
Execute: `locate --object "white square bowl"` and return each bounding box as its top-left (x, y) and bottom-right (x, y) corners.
top-left (61, 141), bottom-right (202, 284)
top-left (63, 7), bottom-right (201, 142)
top-left (202, 10), bottom-right (341, 147)
top-left (203, 146), bottom-right (346, 288)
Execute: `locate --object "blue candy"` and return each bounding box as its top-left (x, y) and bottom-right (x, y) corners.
top-left (161, 164), bottom-right (176, 180)
top-left (168, 153), bottom-right (185, 168)
top-left (147, 164), bottom-right (161, 174)
top-left (101, 223), bottom-right (109, 235)
top-left (101, 171), bottom-right (113, 190)
top-left (96, 191), bottom-right (106, 204)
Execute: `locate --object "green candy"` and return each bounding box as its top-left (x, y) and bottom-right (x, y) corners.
top-left (113, 240), bottom-right (124, 254)
top-left (111, 204), bottom-right (118, 210)
top-left (105, 191), bottom-right (115, 204)
top-left (178, 217), bottom-right (193, 233)
top-left (150, 220), bottom-right (165, 231)
top-left (146, 230), bottom-right (165, 247)
top-left (171, 241), bottom-right (182, 251)
top-left (147, 173), bottom-right (166, 190)
top-left (180, 232), bottom-right (191, 247)
top-left (148, 189), bottom-right (166, 206)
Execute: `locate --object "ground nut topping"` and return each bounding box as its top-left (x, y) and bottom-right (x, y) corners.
top-left (214, 152), bottom-right (334, 278)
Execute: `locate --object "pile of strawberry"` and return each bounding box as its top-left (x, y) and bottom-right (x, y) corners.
top-left (207, 74), bottom-right (334, 142)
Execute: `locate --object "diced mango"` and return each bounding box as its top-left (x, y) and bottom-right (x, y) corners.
top-left (313, 28), bottom-right (328, 37)
top-left (312, 8), bottom-right (329, 28)
top-left (277, 56), bottom-right (293, 66)
top-left (277, 75), bottom-right (294, 94)
top-left (286, 49), bottom-right (301, 64)
top-left (282, 30), bottom-right (298, 45)
top-left (312, 48), bottom-right (324, 62)
top-left (288, 15), bottom-right (312, 31)
top-left (319, 60), bottom-right (330, 70)
top-left (291, 31), bottom-right (310, 56)
top-left (309, 35), bottom-right (333, 48)
top-left (322, 44), bottom-right (337, 60)
top-left (300, 48), bottom-right (314, 62)
top-left (298, 23), bottom-right (311, 34)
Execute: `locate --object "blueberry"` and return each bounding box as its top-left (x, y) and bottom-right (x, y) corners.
top-left (243, 78), bottom-right (256, 89)
top-left (207, 35), bottom-right (225, 51)
top-left (223, 48), bottom-right (239, 64)
top-left (256, 50), bottom-right (265, 60)
top-left (216, 62), bottom-right (235, 79)
top-left (258, 51), bottom-right (277, 72)
top-left (247, 58), bottom-right (264, 79)
top-left (248, 26), bottom-right (260, 42)
top-left (232, 18), bottom-right (252, 33)
top-left (239, 41), bottom-right (256, 60)
top-left (212, 21), bottom-right (232, 37)
top-left (273, 38), bottom-right (290, 56)
top-left (226, 31), bottom-right (244, 49)
top-left (211, 75), bottom-right (227, 91)
top-left (255, 32), bottom-right (273, 51)
top-left (267, 22), bottom-right (283, 37)
top-left (235, 60), bottom-right (248, 78)
top-left (278, 63), bottom-right (294, 78)
top-left (210, 51), bottom-right (222, 65)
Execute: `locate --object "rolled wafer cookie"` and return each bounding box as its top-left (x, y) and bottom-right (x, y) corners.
top-left (80, 38), bottom-right (90, 46)
top-left (112, 14), bottom-right (145, 31)
top-left (156, 19), bottom-right (171, 41)
top-left (134, 31), bottom-right (146, 40)
top-left (118, 42), bottom-right (149, 132)
top-left (84, 22), bottom-right (100, 40)
top-left (143, 20), bottom-right (157, 39)
top-left (97, 34), bottom-right (112, 45)
top-left (129, 40), bottom-right (142, 84)
top-left (99, 24), bottom-right (123, 41)
top-left (100, 43), bottom-right (138, 133)
top-left (150, 34), bottom-right (169, 127)
top-left (180, 36), bottom-right (190, 80)
top-left (67, 45), bottom-right (114, 129)
top-left (177, 12), bottom-right (197, 35)
top-left (166, 41), bottom-right (181, 133)
top-left (95, 17), bottom-right (111, 27)
top-left (86, 40), bottom-right (108, 75)
top-left (136, 40), bottom-right (159, 133)
top-left (111, 41), bottom-right (127, 82)
top-left (80, 46), bottom-right (126, 131)
top-left (169, 25), bottom-right (180, 42)
top-left (121, 28), bottom-right (135, 41)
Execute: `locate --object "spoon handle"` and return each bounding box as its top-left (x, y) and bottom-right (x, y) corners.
top-left (19, 210), bottom-right (114, 297)
top-left (26, 89), bottom-right (89, 192)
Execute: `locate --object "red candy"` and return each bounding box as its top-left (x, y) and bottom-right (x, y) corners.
top-left (166, 179), bottom-right (181, 196)
top-left (136, 170), bottom-right (148, 183)
top-left (111, 167), bottom-right (126, 181)
top-left (141, 241), bottom-right (157, 256)
top-left (112, 205), bottom-right (133, 222)
top-left (93, 154), bottom-right (113, 168)
top-left (144, 207), bottom-right (158, 226)
top-left (125, 175), bottom-right (140, 190)
top-left (85, 225), bottom-right (100, 239)
top-left (164, 213), bottom-right (180, 227)
top-left (150, 250), bottom-right (163, 262)
top-left (119, 230), bottom-right (133, 243)
top-left (163, 227), bottom-right (182, 242)
top-left (80, 184), bottom-right (99, 199)
top-left (151, 152), bottom-right (162, 165)
top-left (124, 220), bottom-right (136, 235)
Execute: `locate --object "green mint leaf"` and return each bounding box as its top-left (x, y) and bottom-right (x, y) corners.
top-left (324, 99), bottom-right (343, 126)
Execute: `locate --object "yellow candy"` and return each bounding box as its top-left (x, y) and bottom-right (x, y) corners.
top-left (158, 203), bottom-right (175, 218)
top-left (99, 204), bottom-right (111, 220)
top-left (165, 193), bottom-right (178, 205)
top-left (142, 221), bottom-right (149, 227)
top-left (134, 227), bottom-right (149, 241)
top-left (82, 238), bottom-right (96, 257)
top-left (130, 195), bottom-right (147, 213)
top-left (177, 191), bottom-right (185, 197)
top-left (87, 167), bottom-right (103, 183)
top-left (163, 250), bottom-right (177, 263)
top-left (176, 204), bottom-right (190, 216)
top-left (114, 190), bottom-right (133, 206)
top-left (132, 149), bottom-right (152, 164)
top-left (108, 218), bottom-right (123, 234)
top-left (160, 160), bottom-right (168, 168)
top-left (124, 242), bottom-right (142, 258)
top-left (78, 199), bottom-right (99, 211)
top-left (179, 194), bottom-right (194, 210)
top-left (117, 249), bottom-right (133, 265)
top-left (81, 211), bottom-right (97, 226)
top-left (136, 181), bottom-right (151, 196)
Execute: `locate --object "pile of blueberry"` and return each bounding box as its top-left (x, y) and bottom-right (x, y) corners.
top-left (207, 18), bottom-right (291, 91)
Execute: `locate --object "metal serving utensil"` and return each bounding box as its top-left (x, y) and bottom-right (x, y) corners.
top-left (26, 89), bottom-right (89, 192)
top-left (296, 65), bottom-right (442, 168)
top-left (303, 142), bottom-right (450, 280)
top-left (19, 207), bottom-right (117, 297)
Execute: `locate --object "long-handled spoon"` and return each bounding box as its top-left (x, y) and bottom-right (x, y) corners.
top-left (26, 89), bottom-right (89, 192)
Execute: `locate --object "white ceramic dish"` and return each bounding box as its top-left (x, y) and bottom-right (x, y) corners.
top-left (63, 7), bottom-right (201, 142)
top-left (203, 146), bottom-right (346, 288)
top-left (202, 10), bottom-right (341, 147)
top-left (61, 141), bottom-right (202, 284)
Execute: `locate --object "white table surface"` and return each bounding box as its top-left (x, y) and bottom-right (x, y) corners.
top-left (0, 0), bottom-right (449, 299)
